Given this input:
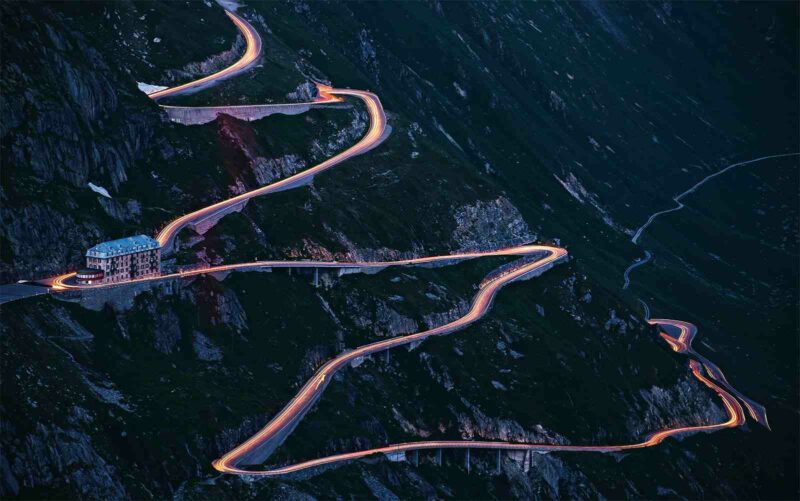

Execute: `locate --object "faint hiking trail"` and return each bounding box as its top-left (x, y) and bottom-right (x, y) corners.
top-left (624, 153), bottom-right (798, 313)
top-left (631, 152), bottom-right (800, 245)
top-left (622, 250), bottom-right (652, 290)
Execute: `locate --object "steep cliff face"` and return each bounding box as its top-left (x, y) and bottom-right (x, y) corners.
top-left (0, 2), bottom-right (166, 281)
top-left (0, 1), bottom-right (164, 189)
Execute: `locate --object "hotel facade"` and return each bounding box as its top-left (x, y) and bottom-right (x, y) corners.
top-left (79, 235), bottom-right (161, 284)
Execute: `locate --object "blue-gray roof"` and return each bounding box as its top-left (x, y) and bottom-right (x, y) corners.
top-left (86, 235), bottom-right (160, 258)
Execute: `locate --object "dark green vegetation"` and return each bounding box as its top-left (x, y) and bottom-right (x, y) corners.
top-left (1, 1), bottom-right (797, 499)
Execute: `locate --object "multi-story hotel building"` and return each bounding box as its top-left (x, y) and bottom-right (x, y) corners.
top-left (80, 235), bottom-right (161, 284)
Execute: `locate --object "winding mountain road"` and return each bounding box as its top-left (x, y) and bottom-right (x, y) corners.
top-left (154, 85), bottom-right (384, 253)
top-left (650, 318), bottom-right (769, 429)
top-left (210, 315), bottom-right (747, 476)
top-left (213, 246), bottom-right (567, 472)
top-left (29, 6), bottom-right (770, 479)
top-left (147, 10), bottom-right (262, 101)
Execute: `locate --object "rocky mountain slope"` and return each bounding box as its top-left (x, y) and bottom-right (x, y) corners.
top-left (1, 1), bottom-right (797, 499)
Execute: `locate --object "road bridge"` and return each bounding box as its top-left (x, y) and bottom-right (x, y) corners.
top-left (162, 101), bottom-right (340, 125)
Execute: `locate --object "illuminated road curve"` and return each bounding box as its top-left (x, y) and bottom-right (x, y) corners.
top-left (146, 9), bottom-right (340, 127)
top-left (650, 318), bottom-right (770, 429)
top-left (212, 319), bottom-right (745, 476)
top-left (142, 10), bottom-right (368, 254)
top-left (147, 11), bottom-right (262, 101)
top-left (155, 85), bottom-right (383, 254)
top-left (212, 247), bottom-right (569, 473)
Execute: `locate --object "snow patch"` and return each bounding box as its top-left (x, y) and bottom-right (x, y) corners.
top-left (88, 182), bottom-right (111, 198)
top-left (136, 82), bottom-right (168, 95)
top-left (554, 173), bottom-right (631, 234)
top-left (491, 380), bottom-right (508, 391)
top-left (215, 0), bottom-right (242, 11)
top-left (433, 118), bottom-right (463, 152)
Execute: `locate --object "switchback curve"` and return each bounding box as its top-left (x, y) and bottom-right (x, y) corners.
top-left (147, 10), bottom-right (262, 101)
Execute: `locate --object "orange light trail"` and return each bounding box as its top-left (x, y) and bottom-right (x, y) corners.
top-left (208, 320), bottom-right (745, 476)
top-left (154, 86), bottom-right (383, 252)
top-left (34, 7), bottom-right (767, 479)
top-left (47, 245), bottom-right (561, 291)
top-left (147, 11), bottom-right (262, 101)
top-left (649, 318), bottom-right (770, 429)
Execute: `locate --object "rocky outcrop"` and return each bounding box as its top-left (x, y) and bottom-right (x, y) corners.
top-left (553, 172), bottom-right (631, 235)
top-left (391, 407), bottom-right (431, 438)
top-left (210, 414), bottom-right (268, 459)
top-left (163, 34), bottom-right (244, 84)
top-left (345, 291), bottom-right (418, 337)
top-left (97, 197), bottom-right (142, 223)
top-left (327, 228), bottom-right (425, 262)
top-left (603, 309), bottom-right (629, 334)
top-left (451, 197), bottom-right (535, 249)
top-left (217, 114), bottom-right (308, 190)
top-left (216, 114), bottom-right (265, 189)
top-left (252, 154), bottom-right (305, 185)
top-left (3, 410), bottom-right (126, 500)
top-left (192, 331), bottom-right (223, 362)
top-left (422, 299), bottom-right (469, 329)
top-left (297, 344), bottom-right (333, 382)
top-left (419, 352), bottom-right (454, 390)
top-left (506, 452), bottom-right (599, 500)
top-left (0, 204), bottom-right (102, 282)
top-left (286, 81), bottom-right (318, 102)
top-left (627, 375), bottom-right (727, 439)
top-left (454, 397), bottom-right (569, 445)
top-left (1, 2), bottom-right (158, 188)
top-left (357, 29), bottom-right (380, 83)
top-left (283, 238), bottom-right (336, 261)
top-left (361, 472), bottom-right (400, 501)
top-left (194, 285), bottom-right (248, 334)
top-left (94, 281), bottom-right (187, 353)
top-left (142, 296), bottom-right (183, 355)
top-left (311, 108), bottom-right (368, 159)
